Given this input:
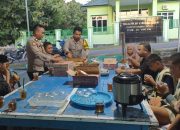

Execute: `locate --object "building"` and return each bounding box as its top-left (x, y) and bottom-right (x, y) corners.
top-left (83, 0), bottom-right (180, 48)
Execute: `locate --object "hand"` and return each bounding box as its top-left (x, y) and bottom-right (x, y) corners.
top-left (53, 54), bottom-right (60, 58)
top-left (53, 57), bottom-right (63, 63)
top-left (144, 74), bottom-right (156, 86)
top-left (149, 96), bottom-right (162, 107)
top-left (156, 82), bottom-right (169, 95)
top-left (128, 57), bottom-right (133, 62)
top-left (174, 101), bottom-right (180, 113)
top-left (115, 68), bottom-right (125, 74)
top-left (82, 58), bottom-right (88, 64)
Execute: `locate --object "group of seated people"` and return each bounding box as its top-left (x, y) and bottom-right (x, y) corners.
top-left (116, 42), bottom-right (179, 130)
top-left (0, 26), bottom-right (89, 95)
top-left (0, 25), bottom-right (179, 130)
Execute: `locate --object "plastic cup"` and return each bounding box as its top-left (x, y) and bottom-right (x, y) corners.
top-left (8, 99), bottom-right (16, 111)
top-left (95, 100), bottom-right (104, 113)
top-left (33, 72), bottom-right (39, 81)
top-left (107, 83), bottom-right (113, 92)
top-left (19, 89), bottom-right (27, 100)
top-left (48, 67), bottom-right (54, 76)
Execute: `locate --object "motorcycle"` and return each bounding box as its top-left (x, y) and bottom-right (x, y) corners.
top-left (4, 43), bottom-right (27, 64)
top-left (55, 40), bottom-right (65, 56)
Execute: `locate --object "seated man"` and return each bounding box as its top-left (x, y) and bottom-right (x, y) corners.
top-left (43, 41), bottom-right (64, 72)
top-left (144, 54), bottom-right (174, 96)
top-left (0, 55), bottom-right (11, 96)
top-left (63, 27), bottom-right (89, 60)
top-left (150, 53), bottom-right (180, 126)
top-left (116, 42), bottom-right (157, 87)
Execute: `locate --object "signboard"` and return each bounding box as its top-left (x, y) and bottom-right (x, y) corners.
top-left (120, 16), bottom-right (163, 43)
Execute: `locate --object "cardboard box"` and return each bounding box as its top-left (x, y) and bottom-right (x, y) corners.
top-left (67, 69), bottom-right (99, 86)
top-left (73, 75), bottom-right (99, 86)
top-left (66, 58), bottom-right (84, 66)
top-left (75, 64), bottom-right (99, 74)
top-left (103, 58), bottom-right (118, 70)
top-left (53, 61), bottom-right (74, 76)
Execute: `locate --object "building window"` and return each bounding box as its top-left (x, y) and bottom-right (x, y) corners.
top-left (92, 16), bottom-right (107, 32)
top-left (157, 12), bottom-right (174, 19)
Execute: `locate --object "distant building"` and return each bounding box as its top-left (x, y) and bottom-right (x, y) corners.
top-left (83, 0), bottom-right (180, 47)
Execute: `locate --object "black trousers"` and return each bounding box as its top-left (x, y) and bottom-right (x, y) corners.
top-left (27, 71), bottom-right (44, 81)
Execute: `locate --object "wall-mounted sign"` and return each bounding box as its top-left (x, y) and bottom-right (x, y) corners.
top-left (120, 16), bottom-right (163, 43)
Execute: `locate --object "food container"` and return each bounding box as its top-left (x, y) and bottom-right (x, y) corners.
top-left (75, 64), bottom-right (99, 74)
top-left (103, 58), bottom-right (118, 70)
top-left (73, 75), bottom-right (99, 86)
top-left (53, 61), bottom-right (74, 76)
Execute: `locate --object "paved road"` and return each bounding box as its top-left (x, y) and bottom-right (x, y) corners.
top-left (89, 41), bottom-right (178, 56)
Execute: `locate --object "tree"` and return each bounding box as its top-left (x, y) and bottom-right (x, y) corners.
top-left (65, 0), bottom-right (87, 29)
top-left (0, 0), bottom-right (26, 46)
top-left (28, 0), bottom-right (86, 30)
top-left (0, 0), bottom-right (87, 46)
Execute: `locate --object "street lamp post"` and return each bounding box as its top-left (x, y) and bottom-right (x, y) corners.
top-left (25, 0), bottom-right (30, 37)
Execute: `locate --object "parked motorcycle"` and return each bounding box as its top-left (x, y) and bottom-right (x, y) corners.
top-left (55, 40), bottom-right (65, 56)
top-left (4, 43), bottom-right (27, 64)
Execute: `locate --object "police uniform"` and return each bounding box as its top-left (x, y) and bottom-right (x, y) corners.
top-left (26, 36), bottom-right (53, 80)
top-left (63, 38), bottom-right (89, 58)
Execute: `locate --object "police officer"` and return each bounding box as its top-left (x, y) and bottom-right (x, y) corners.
top-left (63, 27), bottom-right (89, 59)
top-left (26, 24), bottom-right (59, 80)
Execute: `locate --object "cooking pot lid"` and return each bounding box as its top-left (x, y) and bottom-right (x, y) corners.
top-left (113, 73), bottom-right (141, 84)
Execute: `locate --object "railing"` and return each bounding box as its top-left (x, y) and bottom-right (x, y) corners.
top-left (61, 28), bottom-right (88, 39)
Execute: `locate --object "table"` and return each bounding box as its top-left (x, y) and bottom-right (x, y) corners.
top-left (0, 71), bottom-right (158, 130)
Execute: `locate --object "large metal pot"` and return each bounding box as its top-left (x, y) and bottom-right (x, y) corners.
top-left (113, 73), bottom-right (143, 106)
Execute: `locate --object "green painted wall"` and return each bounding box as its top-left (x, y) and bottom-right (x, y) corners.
top-left (92, 34), bottom-right (115, 45)
top-left (87, 6), bottom-right (114, 27)
top-left (157, 1), bottom-right (179, 39)
top-left (157, 1), bottom-right (179, 19)
top-left (87, 6), bottom-right (115, 45)
top-left (119, 4), bottom-right (152, 16)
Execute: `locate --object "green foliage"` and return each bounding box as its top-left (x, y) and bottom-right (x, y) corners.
top-left (0, 0), bottom-right (87, 46)
top-left (0, 0), bottom-right (26, 46)
top-left (28, 0), bottom-right (87, 30)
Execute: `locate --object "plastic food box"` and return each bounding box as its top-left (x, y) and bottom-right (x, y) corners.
top-left (28, 91), bottom-right (68, 107)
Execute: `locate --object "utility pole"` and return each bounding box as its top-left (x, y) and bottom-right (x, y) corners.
top-left (25, 0), bottom-right (30, 37)
top-left (138, 0), bottom-right (140, 15)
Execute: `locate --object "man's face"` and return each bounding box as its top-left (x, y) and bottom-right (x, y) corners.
top-left (149, 61), bottom-right (160, 72)
top-left (45, 44), bottom-right (53, 54)
top-left (34, 27), bottom-right (45, 40)
top-left (170, 63), bottom-right (180, 79)
top-left (73, 31), bottom-right (81, 41)
top-left (137, 45), bottom-right (147, 57)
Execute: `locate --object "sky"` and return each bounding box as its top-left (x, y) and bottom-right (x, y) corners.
top-left (65, 0), bottom-right (90, 5)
